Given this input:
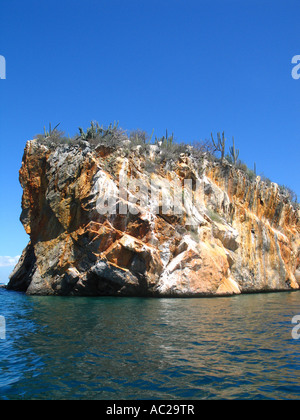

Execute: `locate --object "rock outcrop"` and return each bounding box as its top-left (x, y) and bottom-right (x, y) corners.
top-left (7, 138), bottom-right (300, 296)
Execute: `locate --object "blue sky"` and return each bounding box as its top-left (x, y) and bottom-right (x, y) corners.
top-left (0, 0), bottom-right (299, 280)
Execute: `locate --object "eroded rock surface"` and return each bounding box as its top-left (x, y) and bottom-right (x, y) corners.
top-left (7, 139), bottom-right (300, 296)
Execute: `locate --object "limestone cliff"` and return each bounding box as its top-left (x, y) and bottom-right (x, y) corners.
top-left (8, 138), bottom-right (300, 296)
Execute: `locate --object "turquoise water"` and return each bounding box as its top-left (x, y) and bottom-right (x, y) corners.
top-left (0, 288), bottom-right (300, 400)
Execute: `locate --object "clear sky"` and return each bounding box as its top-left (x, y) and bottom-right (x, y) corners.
top-left (0, 0), bottom-right (299, 279)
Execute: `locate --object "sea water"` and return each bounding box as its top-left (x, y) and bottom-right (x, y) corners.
top-left (0, 288), bottom-right (300, 400)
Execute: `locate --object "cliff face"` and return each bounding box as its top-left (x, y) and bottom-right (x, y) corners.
top-left (8, 139), bottom-right (300, 296)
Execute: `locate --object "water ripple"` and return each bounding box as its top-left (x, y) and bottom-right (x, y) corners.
top-left (0, 290), bottom-right (300, 399)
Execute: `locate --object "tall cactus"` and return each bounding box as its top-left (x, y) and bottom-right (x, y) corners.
top-left (148, 128), bottom-right (154, 144)
top-left (168, 132), bottom-right (174, 146)
top-left (44, 123), bottom-right (60, 138)
top-left (78, 121), bottom-right (119, 141)
top-left (211, 131), bottom-right (226, 163)
top-left (229, 136), bottom-right (239, 165)
top-left (161, 129), bottom-right (174, 148)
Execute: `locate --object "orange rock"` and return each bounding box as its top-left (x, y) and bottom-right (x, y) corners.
top-left (7, 139), bottom-right (300, 297)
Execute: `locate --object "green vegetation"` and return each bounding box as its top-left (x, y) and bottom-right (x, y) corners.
top-left (229, 137), bottom-right (239, 165)
top-left (211, 131), bottom-right (226, 163)
top-left (78, 121), bottom-right (120, 142)
top-left (35, 121), bottom-right (299, 209)
top-left (278, 185), bottom-right (298, 209)
top-left (206, 208), bottom-right (225, 224)
top-left (44, 123), bottom-right (61, 138)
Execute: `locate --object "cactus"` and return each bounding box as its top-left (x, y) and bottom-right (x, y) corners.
top-left (90, 121), bottom-right (97, 137)
top-left (78, 126), bottom-right (93, 140)
top-left (159, 129), bottom-right (175, 149)
top-left (211, 131), bottom-right (226, 163)
top-left (148, 128), bottom-right (154, 144)
top-left (229, 137), bottom-right (239, 165)
top-left (44, 123), bottom-right (60, 138)
top-left (79, 121), bottom-right (119, 141)
top-left (107, 121), bottom-right (119, 133)
top-left (78, 127), bottom-right (85, 139)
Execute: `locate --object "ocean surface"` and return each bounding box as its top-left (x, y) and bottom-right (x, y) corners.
top-left (0, 287), bottom-right (300, 400)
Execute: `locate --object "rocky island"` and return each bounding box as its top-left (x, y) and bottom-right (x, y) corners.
top-left (7, 123), bottom-right (300, 296)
